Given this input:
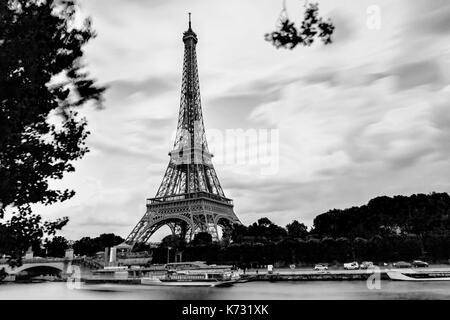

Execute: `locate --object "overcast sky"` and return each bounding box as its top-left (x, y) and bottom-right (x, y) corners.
top-left (35, 0), bottom-right (450, 241)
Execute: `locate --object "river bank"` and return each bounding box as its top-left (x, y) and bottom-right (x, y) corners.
top-left (71, 266), bottom-right (450, 284)
top-left (2, 263), bottom-right (450, 284)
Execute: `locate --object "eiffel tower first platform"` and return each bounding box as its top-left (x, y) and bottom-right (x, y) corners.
top-left (126, 15), bottom-right (241, 244)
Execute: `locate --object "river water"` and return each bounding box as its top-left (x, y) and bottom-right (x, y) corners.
top-left (1, 281), bottom-right (449, 300)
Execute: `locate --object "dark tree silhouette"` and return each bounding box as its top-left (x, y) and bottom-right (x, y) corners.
top-left (73, 236), bottom-right (100, 257)
top-left (265, 2), bottom-right (335, 49)
top-left (192, 232), bottom-right (213, 246)
top-left (132, 242), bottom-right (152, 253)
top-left (144, 193), bottom-right (450, 265)
top-left (97, 233), bottom-right (125, 249)
top-left (159, 235), bottom-right (186, 249)
top-left (0, 0), bottom-right (105, 263)
top-left (45, 235), bottom-right (69, 257)
top-left (0, 267), bottom-right (7, 281)
top-left (73, 233), bottom-right (124, 257)
top-left (313, 193), bottom-right (450, 239)
top-left (1, 207), bottom-right (68, 265)
top-left (286, 220), bottom-right (308, 238)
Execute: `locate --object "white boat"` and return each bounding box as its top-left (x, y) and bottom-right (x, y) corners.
top-left (141, 277), bottom-right (234, 287)
top-left (141, 269), bottom-right (239, 287)
top-left (140, 262), bottom-right (240, 287)
top-left (387, 269), bottom-right (450, 281)
top-left (84, 261), bottom-right (240, 287)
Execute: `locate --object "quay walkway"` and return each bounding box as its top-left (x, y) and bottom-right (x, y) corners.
top-left (240, 266), bottom-right (450, 281)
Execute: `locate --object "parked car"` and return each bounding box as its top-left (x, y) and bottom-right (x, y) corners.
top-left (314, 264), bottom-right (328, 271)
top-left (393, 261), bottom-right (412, 268)
top-left (360, 261), bottom-right (374, 269)
top-left (344, 262), bottom-right (359, 270)
top-left (412, 260), bottom-right (429, 268)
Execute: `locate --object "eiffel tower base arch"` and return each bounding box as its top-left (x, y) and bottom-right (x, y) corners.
top-left (126, 195), bottom-right (240, 244)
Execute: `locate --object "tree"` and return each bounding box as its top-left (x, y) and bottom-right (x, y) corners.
top-left (230, 223), bottom-right (249, 243)
top-left (45, 236), bottom-right (69, 257)
top-left (0, 0), bottom-right (105, 264)
top-left (247, 218), bottom-right (287, 242)
top-left (265, 2), bottom-right (335, 49)
top-left (72, 233), bottom-right (125, 257)
top-left (132, 242), bottom-right (152, 253)
top-left (192, 232), bottom-right (213, 246)
top-left (73, 237), bottom-right (100, 257)
top-left (286, 220), bottom-right (309, 238)
top-left (159, 235), bottom-right (186, 249)
top-left (97, 233), bottom-right (125, 249)
top-left (257, 217), bottom-right (272, 228)
top-left (313, 193), bottom-right (450, 239)
top-left (0, 268), bottom-right (7, 282)
top-left (0, 207), bottom-right (67, 265)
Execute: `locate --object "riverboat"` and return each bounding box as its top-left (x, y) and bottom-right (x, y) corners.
top-left (387, 269), bottom-right (450, 281)
top-left (84, 261), bottom-right (240, 287)
top-left (141, 261), bottom-right (240, 287)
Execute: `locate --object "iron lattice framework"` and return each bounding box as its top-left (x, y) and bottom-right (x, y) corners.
top-left (126, 16), bottom-right (241, 244)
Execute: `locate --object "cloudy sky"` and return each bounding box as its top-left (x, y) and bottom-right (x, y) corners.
top-left (36, 0), bottom-right (450, 241)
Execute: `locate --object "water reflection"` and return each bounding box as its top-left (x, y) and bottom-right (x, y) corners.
top-left (0, 281), bottom-right (449, 300)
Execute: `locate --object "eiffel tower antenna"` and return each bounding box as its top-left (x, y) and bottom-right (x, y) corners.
top-left (126, 15), bottom-right (241, 245)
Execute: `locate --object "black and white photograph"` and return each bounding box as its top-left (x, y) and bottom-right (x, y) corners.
top-left (1, 0), bottom-right (450, 308)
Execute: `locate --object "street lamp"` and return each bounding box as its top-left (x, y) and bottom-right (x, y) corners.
top-left (167, 246), bottom-right (172, 264)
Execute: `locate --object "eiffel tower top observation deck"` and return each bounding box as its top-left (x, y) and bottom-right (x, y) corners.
top-left (126, 14), bottom-right (241, 244)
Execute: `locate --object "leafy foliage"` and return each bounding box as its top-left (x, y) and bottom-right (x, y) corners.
top-left (151, 193), bottom-right (450, 265)
top-left (44, 235), bottom-right (69, 257)
top-left (0, 0), bottom-right (105, 264)
top-left (0, 267), bottom-right (7, 281)
top-left (286, 220), bottom-right (308, 238)
top-left (159, 234), bottom-right (187, 249)
top-left (265, 2), bottom-right (335, 49)
top-left (192, 232), bottom-right (213, 246)
top-left (230, 218), bottom-right (287, 243)
top-left (72, 233), bottom-right (125, 257)
top-left (132, 242), bottom-right (152, 253)
top-left (0, 206), bottom-right (68, 265)
top-left (312, 193), bottom-right (450, 238)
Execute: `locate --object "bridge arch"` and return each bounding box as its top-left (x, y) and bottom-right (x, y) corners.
top-left (10, 263), bottom-right (66, 275)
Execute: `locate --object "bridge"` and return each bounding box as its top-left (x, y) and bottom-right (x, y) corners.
top-left (0, 257), bottom-right (103, 280)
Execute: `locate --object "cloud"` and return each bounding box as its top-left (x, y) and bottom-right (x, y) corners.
top-left (207, 91), bottom-right (280, 129)
top-left (302, 66), bottom-right (389, 88)
top-left (404, 0), bottom-right (450, 35)
top-left (393, 60), bottom-right (446, 90)
top-left (107, 76), bottom-right (177, 103)
top-left (327, 8), bottom-right (357, 43)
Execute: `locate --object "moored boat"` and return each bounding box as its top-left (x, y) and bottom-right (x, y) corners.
top-left (387, 269), bottom-right (450, 281)
top-left (141, 264), bottom-right (240, 287)
top-left (140, 275), bottom-right (236, 287)
top-left (83, 261), bottom-right (240, 287)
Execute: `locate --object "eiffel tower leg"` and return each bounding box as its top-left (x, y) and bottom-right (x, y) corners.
top-left (207, 214), bottom-right (219, 242)
top-left (212, 217), bottom-right (220, 242)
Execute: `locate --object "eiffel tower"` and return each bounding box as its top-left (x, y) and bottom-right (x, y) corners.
top-left (126, 14), bottom-right (241, 244)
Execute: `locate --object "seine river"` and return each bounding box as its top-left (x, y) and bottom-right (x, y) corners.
top-left (1, 281), bottom-right (449, 299)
